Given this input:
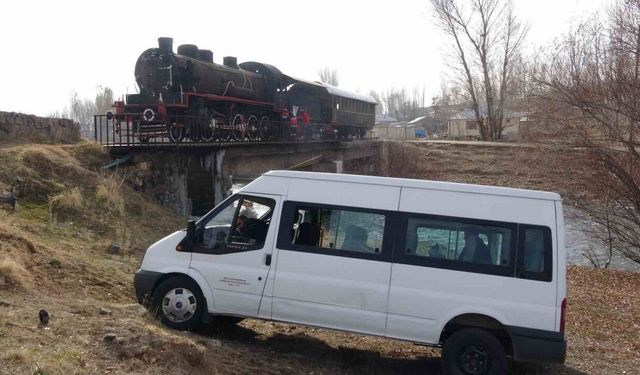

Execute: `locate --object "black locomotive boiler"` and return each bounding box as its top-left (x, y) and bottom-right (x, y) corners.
top-left (111, 37), bottom-right (376, 143)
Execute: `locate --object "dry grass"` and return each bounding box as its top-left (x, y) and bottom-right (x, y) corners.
top-left (48, 187), bottom-right (83, 222)
top-left (0, 259), bottom-right (30, 289)
top-left (96, 173), bottom-right (125, 216)
top-left (380, 141), bottom-right (597, 202)
top-left (66, 140), bottom-right (108, 169)
top-left (0, 141), bottom-right (637, 374)
top-left (563, 266), bottom-right (640, 374)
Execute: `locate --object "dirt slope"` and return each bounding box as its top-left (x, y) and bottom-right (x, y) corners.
top-left (0, 141), bottom-right (638, 374)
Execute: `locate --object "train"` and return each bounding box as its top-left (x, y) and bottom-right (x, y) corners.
top-left (109, 37), bottom-right (377, 143)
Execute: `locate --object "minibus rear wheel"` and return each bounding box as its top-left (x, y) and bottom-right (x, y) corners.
top-left (151, 276), bottom-right (205, 331)
top-left (441, 328), bottom-right (507, 375)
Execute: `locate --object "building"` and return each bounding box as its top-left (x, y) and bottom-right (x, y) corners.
top-left (374, 113), bottom-right (398, 126)
top-left (374, 119), bottom-right (428, 140)
top-left (447, 109), bottom-right (525, 141)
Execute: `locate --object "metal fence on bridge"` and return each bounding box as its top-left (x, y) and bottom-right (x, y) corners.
top-left (93, 114), bottom-right (372, 148)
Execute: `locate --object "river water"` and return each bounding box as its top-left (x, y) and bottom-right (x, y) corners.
top-left (564, 207), bottom-right (639, 271)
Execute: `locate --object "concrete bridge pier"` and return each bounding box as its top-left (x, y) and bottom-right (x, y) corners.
top-left (124, 140), bottom-right (381, 217)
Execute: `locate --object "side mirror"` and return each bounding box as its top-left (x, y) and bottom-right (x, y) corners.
top-left (186, 220), bottom-right (196, 243)
top-left (176, 220), bottom-right (196, 252)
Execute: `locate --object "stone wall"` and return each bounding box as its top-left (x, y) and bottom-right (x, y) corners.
top-left (0, 111), bottom-right (80, 143)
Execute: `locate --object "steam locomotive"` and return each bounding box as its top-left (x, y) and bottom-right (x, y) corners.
top-left (110, 37), bottom-right (376, 142)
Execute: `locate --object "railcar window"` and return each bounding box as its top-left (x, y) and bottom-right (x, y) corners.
top-left (405, 217), bottom-right (512, 267)
top-left (290, 205), bottom-right (385, 254)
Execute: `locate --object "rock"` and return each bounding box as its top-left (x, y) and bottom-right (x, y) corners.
top-left (0, 301), bottom-right (10, 307)
top-left (107, 243), bottom-right (121, 255)
top-left (103, 333), bottom-right (117, 342)
top-left (39, 309), bottom-right (49, 325)
top-left (136, 162), bottom-right (150, 171)
top-left (121, 303), bottom-right (148, 317)
top-left (207, 339), bottom-right (222, 348)
top-left (99, 308), bottom-right (112, 316)
top-left (136, 306), bottom-right (148, 317)
top-left (133, 345), bottom-right (151, 358)
top-left (48, 258), bottom-right (62, 268)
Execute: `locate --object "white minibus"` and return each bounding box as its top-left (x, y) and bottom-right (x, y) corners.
top-left (135, 170), bottom-right (567, 374)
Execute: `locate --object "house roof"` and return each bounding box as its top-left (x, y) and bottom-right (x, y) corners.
top-left (449, 108), bottom-right (482, 120)
top-left (375, 114), bottom-right (398, 123)
top-left (407, 116), bottom-right (427, 124)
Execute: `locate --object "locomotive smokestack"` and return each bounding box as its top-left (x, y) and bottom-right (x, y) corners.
top-left (158, 37), bottom-right (173, 53)
top-left (199, 49), bottom-right (214, 63)
top-left (177, 44), bottom-right (199, 59)
top-left (223, 56), bottom-right (238, 69)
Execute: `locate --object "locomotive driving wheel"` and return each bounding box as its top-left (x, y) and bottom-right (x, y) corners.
top-left (201, 117), bottom-right (216, 142)
top-left (259, 116), bottom-right (272, 141)
top-left (168, 121), bottom-right (184, 143)
top-left (231, 114), bottom-right (246, 141)
top-left (215, 116), bottom-right (231, 142)
top-left (246, 115), bottom-right (259, 141)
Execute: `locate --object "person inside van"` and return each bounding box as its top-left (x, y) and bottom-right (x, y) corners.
top-left (342, 224), bottom-right (372, 253)
top-left (233, 215), bottom-right (249, 242)
top-left (458, 227), bottom-right (493, 265)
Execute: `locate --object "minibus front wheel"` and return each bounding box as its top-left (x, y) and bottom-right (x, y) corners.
top-left (151, 276), bottom-right (205, 331)
top-left (442, 328), bottom-right (507, 375)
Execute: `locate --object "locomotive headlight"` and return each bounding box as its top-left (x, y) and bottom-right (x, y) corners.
top-left (143, 108), bottom-right (155, 122)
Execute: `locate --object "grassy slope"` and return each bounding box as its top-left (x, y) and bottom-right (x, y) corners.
top-left (0, 141), bottom-right (637, 374)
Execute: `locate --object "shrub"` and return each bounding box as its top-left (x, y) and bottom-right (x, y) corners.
top-left (95, 174), bottom-right (124, 216)
top-left (48, 187), bottom-right (83, 222)
top-left (0, 259), bottom-right (30, 289)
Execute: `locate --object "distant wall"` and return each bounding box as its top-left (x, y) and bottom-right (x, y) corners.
top-left (375, 125), bottom-right (417, 140)
top-left (0, 111), bottom-right (80, 143)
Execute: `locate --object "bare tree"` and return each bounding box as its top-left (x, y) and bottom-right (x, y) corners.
top-left (380, 87), bottom-right (426, 121)
top-left (431, 0), bottom-right (528, 140)
top-left (69, 92), bottom-right (97, 138)
top-left (369, 90), bottom-right (383, 116)
top-left (533, 0), bottom-right (640, 265)
top-left (95, 86), bottom-right (114, 115)
top-left (50, 86), bottom-right (114, 138)
top-left (317, 67), bottom-right (339, 86)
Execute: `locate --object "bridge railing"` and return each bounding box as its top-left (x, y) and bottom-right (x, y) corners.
top-left (93, 114), bottom-right (373, 147)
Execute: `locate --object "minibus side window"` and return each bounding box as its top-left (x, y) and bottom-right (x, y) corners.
top-left (199, 195), bottom-right (275, 253)
top-left (201, 196), bottom-right (241, 251)
top-left (516, 226), bottom-right (553, 282)
top-left (404, 217), bottom-right (513, 268)
top-left (288, 204), bottom-right (385, 255)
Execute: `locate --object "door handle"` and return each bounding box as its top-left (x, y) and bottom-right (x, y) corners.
top-left (265, 254), bottom-right (272, 266)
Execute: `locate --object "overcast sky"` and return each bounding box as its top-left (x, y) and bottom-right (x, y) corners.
top-left (0, 0), bottom-right (609, 116)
